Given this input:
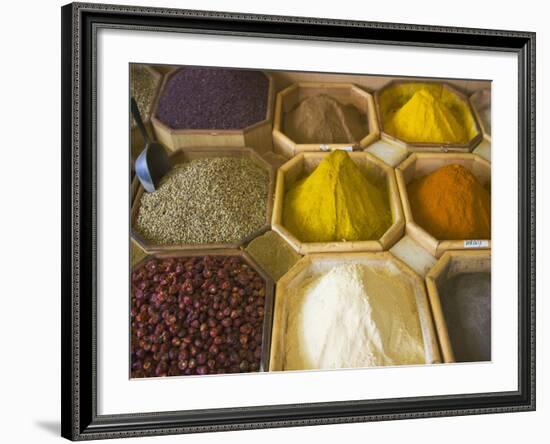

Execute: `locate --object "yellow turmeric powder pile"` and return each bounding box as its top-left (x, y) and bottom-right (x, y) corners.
top-left (380, 83), bottom-right (477, 144)
top-left (283, 150), bottom-right (391, 242)
top-left (408, 164), bottom-right (491, 240)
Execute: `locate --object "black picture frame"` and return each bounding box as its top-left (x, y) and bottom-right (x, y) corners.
top-left (61, 2), bottom-right (536, 440)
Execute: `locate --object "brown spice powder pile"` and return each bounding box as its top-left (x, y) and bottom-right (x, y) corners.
top-left (284, 95), bottom-right (368, 144)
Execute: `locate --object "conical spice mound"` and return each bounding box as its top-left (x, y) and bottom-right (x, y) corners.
top-left (385, 87), bottom-right (469, 144)
top-left (283, 150), bottom-right (392, 243)
top-left (408, 164), bottom-right (491, 240)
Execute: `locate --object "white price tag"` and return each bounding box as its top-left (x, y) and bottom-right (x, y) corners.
top-left (334, 146), bottom-right (354, 152)
top-left (319, 145), bottom-right (354, 152)
top-left (464, 240), bottom-right (489, 248)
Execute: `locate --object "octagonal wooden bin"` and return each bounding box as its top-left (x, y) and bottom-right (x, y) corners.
top-left (425, 250), bottom-right (491, 363)
top-left (132, 249), bottom-right (275, 373)
top-left (151, 69), bottom-right (275, 154)
top-left (271, 152), bottom-right (404, 255)
top-left (470, 89), bottom-right (491, 143)
top-left (375, 80), bottom-right (482, 153)
top-left (130, 65), bottom-right (163, 165)
top-left (269, 252), bottom-right (441, 371)
top-left (272, 82), bottom-right (380, 158)
top-left (395, 153), bottom-right (491, 258)
top-left (131, 147), bottom-right (275, 252)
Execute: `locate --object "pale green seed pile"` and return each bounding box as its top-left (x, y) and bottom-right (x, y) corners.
top-left (135, 157), bottom-right (269, 244)
top-left (130, 65), bottom-right (157, 125)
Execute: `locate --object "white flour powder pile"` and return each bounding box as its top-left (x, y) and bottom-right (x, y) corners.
top-left (284, 263), bottom-right (426, 370)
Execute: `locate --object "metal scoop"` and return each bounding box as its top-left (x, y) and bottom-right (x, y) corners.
top-left (131, 97), bottom-right (171, 192)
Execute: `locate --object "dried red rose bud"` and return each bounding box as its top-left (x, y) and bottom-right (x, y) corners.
top-left (131, 255), bottom-right (267, 379)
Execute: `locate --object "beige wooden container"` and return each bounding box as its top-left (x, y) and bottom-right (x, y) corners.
top-left (131, 147), bottom-right (275, 252)
top-left (395, 153), bottom-right (491, 258)
top-left (130, 65), bottom-right (163, 165)
top-left (132, 249), bottom-right (275, 372)
top-left (270, 72), bottom-right (491, 97)
top-left (425, 250), bottom-right (491, 363)
top-left (271, 152), bottom-right (404, 255)
top-left (375, 80), bottom-right (482, 153)
top-left (269, 252), bottom-right (441, 371)
top-left (151, 69), bottom-right (274, 154)
top-left (470, 89), bottom-right (491, 143)
top-left (272, 82), bottom-right (380, 158)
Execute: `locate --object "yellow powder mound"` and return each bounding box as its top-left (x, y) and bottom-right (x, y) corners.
top-left (283, 150), bottom-right (392, 242)
top-left (385, 89), bottom-right (468, 143)
top-left (380, 83), bottom-right (478, 144)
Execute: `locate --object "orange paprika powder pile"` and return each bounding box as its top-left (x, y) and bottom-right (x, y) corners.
top-left (408, 164), bottom-right (491, 240)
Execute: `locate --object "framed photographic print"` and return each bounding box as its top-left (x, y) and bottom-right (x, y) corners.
top-left (61, 2), bottom-right (535, 440)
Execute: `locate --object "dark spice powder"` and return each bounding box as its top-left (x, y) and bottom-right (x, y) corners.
top-left (156, 67), bottom-right (269, 130)
top-left (440, 272), bottom-right (491, 362)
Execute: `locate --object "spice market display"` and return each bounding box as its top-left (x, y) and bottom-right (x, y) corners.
top-left (129, 64), bottom-right (492, 378)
